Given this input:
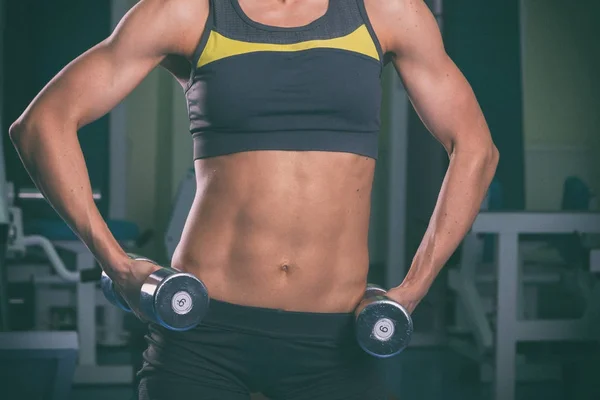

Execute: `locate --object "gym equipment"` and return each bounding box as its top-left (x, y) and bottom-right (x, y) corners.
top-left (0, 331), bottom-right (78, 400)
top-left (449, 211), bottom-right (600, 400)
top-left (3, 193), bottom-right (141, 383)
top-left (101, 255), bottom-right (210, 331)
top-left (8, 186), bottom-right (102, 203)
top-left (354, 284), bottom-right (413, 358)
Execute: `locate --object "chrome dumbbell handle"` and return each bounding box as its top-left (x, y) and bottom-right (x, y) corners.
top-left (100, 253), bottom-right (161, 312)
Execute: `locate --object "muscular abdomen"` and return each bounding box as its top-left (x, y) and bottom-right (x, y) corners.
top-left (171, 151), bottom-right (375, 313)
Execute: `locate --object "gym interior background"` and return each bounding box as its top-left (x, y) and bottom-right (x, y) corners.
top-left (1, 0), bottom-right (599, 399)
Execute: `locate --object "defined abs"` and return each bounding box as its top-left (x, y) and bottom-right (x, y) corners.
top-left (171, 151), bottom-right (375, 312)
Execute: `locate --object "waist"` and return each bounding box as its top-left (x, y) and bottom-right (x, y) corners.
top-left (199, 299), bottom-right (355, 339)
top-left (172, 245), bottom-right (369, 313)
top-left (171, 208), bottom-right (371, 312)
top-left (192, 130), bottom-right (379, 160)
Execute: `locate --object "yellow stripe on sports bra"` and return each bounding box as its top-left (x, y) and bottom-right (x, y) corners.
top-left (197, 24), bottom-right (380, 68)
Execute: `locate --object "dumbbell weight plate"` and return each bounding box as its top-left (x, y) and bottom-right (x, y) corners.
top-left (140, 268), bottom-right (209, 331)
top-left (355, 297), bottom-right (413, 358)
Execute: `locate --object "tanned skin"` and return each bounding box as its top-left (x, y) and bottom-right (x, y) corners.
top-left (9, 0), bottom-right (498, 318)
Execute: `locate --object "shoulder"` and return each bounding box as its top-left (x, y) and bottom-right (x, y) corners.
top-left (363, 0), bottom-right (409, 16)
top-left (116, 0), bottom-right (210, 57)
top-left (131, 0), bottom-right (209, 16)
top-left (154, 0), bottom-right (209, 22)
top-left (124, 0), bottom-right (209, 27)
top-left (362, 0), bottom-right (430, 54)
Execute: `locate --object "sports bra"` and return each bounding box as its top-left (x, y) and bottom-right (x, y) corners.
top-left (185, 0), bottom-right (384, 160)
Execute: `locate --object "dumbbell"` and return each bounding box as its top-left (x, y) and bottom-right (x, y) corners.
top-left (100, 255), bottom-right (210, 331)
top-left (354, 284), bottom-right (413, 358)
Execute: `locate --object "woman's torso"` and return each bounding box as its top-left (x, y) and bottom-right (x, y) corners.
top-left (170, 0), bottom-right (384, 313)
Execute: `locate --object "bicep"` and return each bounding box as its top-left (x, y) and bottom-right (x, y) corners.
top-left (21, 0), bottom-right (180, 128)
top-left (33, 42), bottom-right (160, 128)
top-left (388, 0), bottom-right (489, 153)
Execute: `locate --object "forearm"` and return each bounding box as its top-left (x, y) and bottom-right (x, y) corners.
top-left (9, 120), bottom-right (130, 276)
top-left (402, 145), bottom-right (498, 293)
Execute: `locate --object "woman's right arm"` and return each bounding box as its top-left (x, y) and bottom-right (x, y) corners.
top-left (8, 0), bottom-right (207, 280)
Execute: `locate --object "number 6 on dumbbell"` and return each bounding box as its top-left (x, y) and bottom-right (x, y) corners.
top-left (354, 284), bottom-right (413, 358)
top-left (100, 254), bottom-right (210, 331)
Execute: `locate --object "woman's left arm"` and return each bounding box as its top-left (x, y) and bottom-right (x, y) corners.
top-left (372, 0), bottom-right (499, 312)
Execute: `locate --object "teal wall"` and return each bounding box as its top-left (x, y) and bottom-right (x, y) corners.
top-left (3, 1), bottom-right (111, 218)
top-left (444, 0), bottom-right (525, 210)
top-left (522, 0), bottom-right (600, 210)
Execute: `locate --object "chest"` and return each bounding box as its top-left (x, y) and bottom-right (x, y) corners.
top-left (236, 0), bottom-right (330, 28)
top-left (190, 51), bottom-right (382, 127)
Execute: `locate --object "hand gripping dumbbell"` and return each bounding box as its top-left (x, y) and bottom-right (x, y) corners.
top-left (100, 255), bottom-right (210, 331)
top-left (354, 284), bottom-right (413, 358)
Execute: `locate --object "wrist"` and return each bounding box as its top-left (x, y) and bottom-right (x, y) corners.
top-left (75, 214), bottom-right (130, 274)
top-left (95, 241), bottom-right (131, 277)
top-left (398, 279), bottom-right (430, 299)
top-left (400, 263), bottom-right (436, 298)
top-left (402, 247), bottom-right (443, 295)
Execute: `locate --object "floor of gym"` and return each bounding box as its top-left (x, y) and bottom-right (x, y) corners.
top-left (70, 346), bottom-right (592, 400)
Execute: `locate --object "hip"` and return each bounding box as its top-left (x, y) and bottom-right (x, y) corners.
top-left (139, 299), bottom-right (386, 399)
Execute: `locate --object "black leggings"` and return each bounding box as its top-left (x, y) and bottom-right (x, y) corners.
top-left (137, 299), bottom-right (387, 400)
